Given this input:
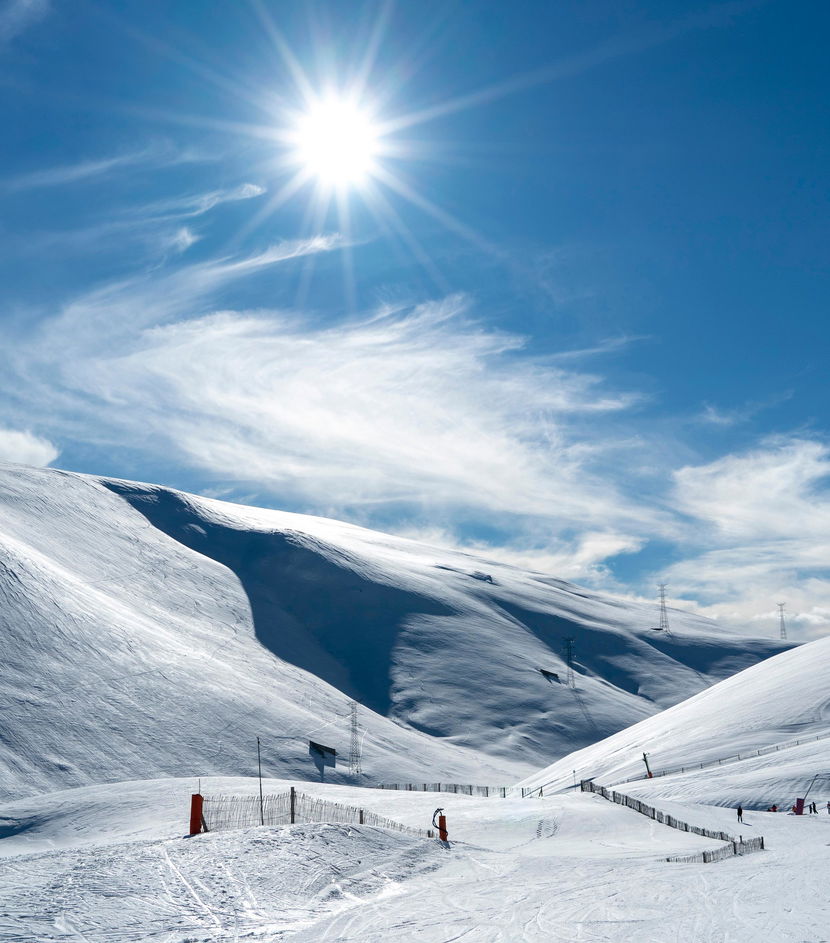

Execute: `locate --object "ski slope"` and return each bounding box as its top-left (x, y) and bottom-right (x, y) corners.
top-left (0, 462), bottom-right (792, 801)
top-left (518, 634), bottom-right (830, 809)
top-left (1, 776), bottom-right (827, 942)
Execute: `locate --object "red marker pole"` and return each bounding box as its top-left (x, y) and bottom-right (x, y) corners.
top-left (438, 814), bottom-right (448, 842)
top-left (189, 794), bottom-right (204, 835)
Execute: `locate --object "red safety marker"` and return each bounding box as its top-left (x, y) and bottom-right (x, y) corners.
top-left (189, 793), bottom-right (204, 835)
top-left (438, 814), bottom-right (448, 842)
top-left (433, 807), bottom-right (449, 842)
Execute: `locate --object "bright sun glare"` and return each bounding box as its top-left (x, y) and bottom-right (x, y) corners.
top-left (293, 97), bottom-right (379, 188)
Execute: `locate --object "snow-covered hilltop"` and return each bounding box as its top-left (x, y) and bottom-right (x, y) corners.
top-left (518, 633), bottom-right (830, 806)
top-left (0, 463), bottom-right (791, 800)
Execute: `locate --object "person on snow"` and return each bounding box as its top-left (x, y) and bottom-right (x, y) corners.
top-left (737, 805), bottom-right (743, 823)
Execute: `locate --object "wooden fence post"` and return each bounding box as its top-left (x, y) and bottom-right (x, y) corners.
top-left (290, 786), bottom-right (296, 824)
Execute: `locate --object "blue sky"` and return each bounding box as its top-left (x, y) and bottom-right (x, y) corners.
top-left (1, 0), bottom-right (828, 637)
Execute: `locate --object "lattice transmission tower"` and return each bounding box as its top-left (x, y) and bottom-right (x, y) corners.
top-left (777, 602), bottom-right (787, 640)
top-left (563, 638), bottom-right (576, 688)
top-left (349, 700), bottom-right (362, 776)
top-left (657, 584), bottom-right (672, 635)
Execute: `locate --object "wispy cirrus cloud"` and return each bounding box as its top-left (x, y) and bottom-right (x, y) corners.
top-left (697, 391), bottom-right (793, 427)
top-left (135, 183), bottom-right (267, 220)
top-left (73, 298), bottom-right (651, 528)
top-left (1, 238), bottom-right (668, 553)
top-left (0, 0), bottom-right (49, 45)
top-left (14, 182), bottom-right (266, 260)
top-left (661, 438), bottom-right (830, 638)
top-left (2, 142), bottom-right (219, 192)
top-left (4, 149), bottom-right (156, 191)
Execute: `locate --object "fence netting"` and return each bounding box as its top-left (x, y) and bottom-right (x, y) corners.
top-left (201, 790), bottom-right (430, 838)
top-left (202, 793), bottom-right (293, 831)
top-left (580, 780), bottom-right (765, 863)
top-left (377, 783), bottom-right (510, 797)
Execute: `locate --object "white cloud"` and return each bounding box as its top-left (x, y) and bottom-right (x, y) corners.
top-left (673, 438), bottom-right (830, 541)
top-left (136, 183), bottom-right (266, 220)
top-left (696, 391), bottom-right (792, 428)
top-left (0, 0), bottom-right (48, 44)
top-left (2, 245), bottom-right (665, 549)
top-left (2, 143), bottom-right (210, 192)
top-left (395, 526), bottom-right (645, 583)
top-left (69, 298), bottom-right (656, 533)
top-left (4, 150), bottom-right (154, 191)
top-left (163, 227), bottom-right (199, 254)
top-left (0, 428), bottom-right (58, 466)
top-left (660, 439), bottom-right (830, 638)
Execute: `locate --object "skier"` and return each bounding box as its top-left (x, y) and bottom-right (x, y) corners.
top-left (737, 804), bottom-right (743, 823)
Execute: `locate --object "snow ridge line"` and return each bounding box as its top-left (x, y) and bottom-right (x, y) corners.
top-left (580, 780), bottom-right (765, 864)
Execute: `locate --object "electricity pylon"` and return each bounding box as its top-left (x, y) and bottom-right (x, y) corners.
top-left (777, 603), bottom-right (787, 640)
top-left (349, 700), bottom-right (362, 776)
top-left (563, 638), bottom-right (575, 688)
top-left (657, 584), bottom-right (672, 635)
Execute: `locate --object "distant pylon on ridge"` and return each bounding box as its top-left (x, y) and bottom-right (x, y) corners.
top-left (777, 602), bottom-right (787, 640)
top-left (658, 584), bottom-right (672, 635)
top-left (349, 700), bottom-right (362, 776)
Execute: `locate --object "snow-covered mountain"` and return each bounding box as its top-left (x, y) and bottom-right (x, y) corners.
top-left (0, 462), bottom-right (791, 801)
top-left (518, 633), bottom-right (830, 807)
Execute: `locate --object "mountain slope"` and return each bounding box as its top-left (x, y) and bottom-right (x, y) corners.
top-left (0, 462), bottom-right (791, 800)
top-left (518, 634), bottom-right (830, 806)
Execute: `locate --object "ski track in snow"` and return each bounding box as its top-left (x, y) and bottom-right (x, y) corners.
top-left (1, 783), bottom-right (829, 942)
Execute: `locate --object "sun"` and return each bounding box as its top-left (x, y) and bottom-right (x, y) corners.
top-left (290, 96), bottom-right (380, 189)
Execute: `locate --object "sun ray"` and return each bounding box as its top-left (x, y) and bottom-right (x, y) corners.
top-left (295, 184), bottom-right (334, 310)
top-left (230, 167), bottom-right (315, 249)
top-left (248, 0), bottom-right (318, 107)
top-left (360, 179), bottom-right (450, 292)
top-left (351, 0), bottom-right (394, 102)
top-left (371, 164), bottom-right (502, 260)
top-left (335, 188), bottom-right (357, 312)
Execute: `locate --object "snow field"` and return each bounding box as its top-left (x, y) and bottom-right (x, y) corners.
top-left (1, 778), bottom-right (828, 941)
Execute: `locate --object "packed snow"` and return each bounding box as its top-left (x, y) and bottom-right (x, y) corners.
top-left (1, 777), bottom-right (828, 941)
